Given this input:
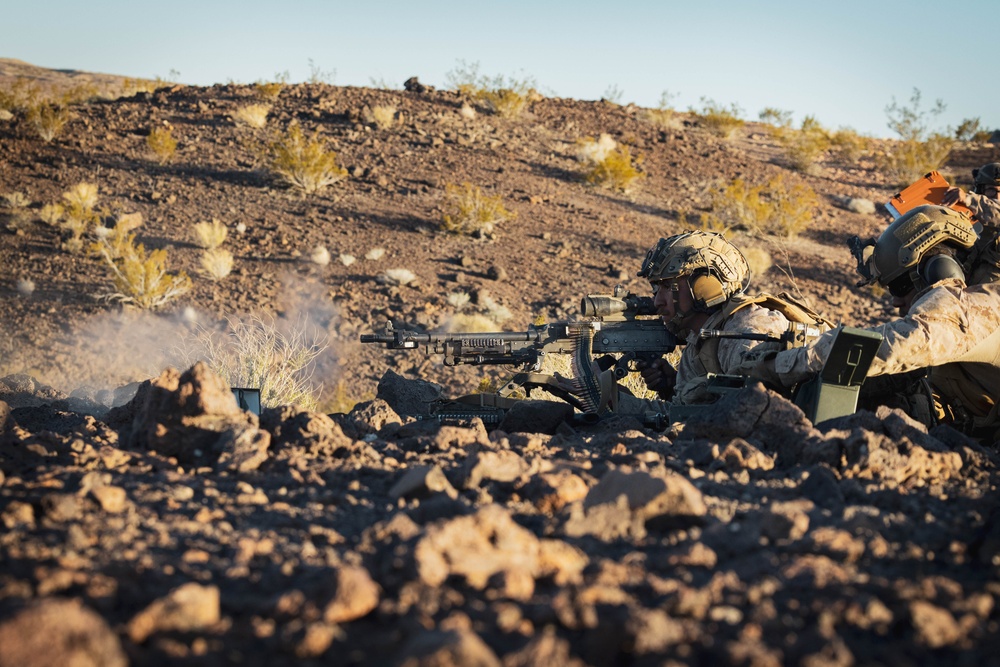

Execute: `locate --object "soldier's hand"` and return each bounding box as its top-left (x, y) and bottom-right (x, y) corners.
top-left (942, 187), bottom-right (970, 208)
top-left (638, 358), bottom-right (677, 399)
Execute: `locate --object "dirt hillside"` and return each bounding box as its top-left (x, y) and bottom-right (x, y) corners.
top-left (0, 62), bottom-right (998, 666)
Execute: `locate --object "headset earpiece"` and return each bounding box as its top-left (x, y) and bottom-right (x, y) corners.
top-left (919, 254), bottom-right (965, 287)
top-left (690, 274), bottom-right (727, 309)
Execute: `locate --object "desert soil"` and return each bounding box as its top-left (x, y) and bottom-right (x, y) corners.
top-left (0, 59), bottom-right (998, 666)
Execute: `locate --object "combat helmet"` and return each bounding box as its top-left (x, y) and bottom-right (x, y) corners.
top-left (637, 231), bottom-right (751, 309)
top-left (972, 163), bottom-right (1000, 195)
top-left (849, 205), bottom-right (976, 296)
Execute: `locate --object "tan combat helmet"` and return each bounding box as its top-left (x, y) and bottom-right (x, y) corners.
top-left (637, 230), bottom-right (751, 309)
top-left (973, 163), bottom-right (1000, 195)
top-left (853, 205), bottom-right (976, 296)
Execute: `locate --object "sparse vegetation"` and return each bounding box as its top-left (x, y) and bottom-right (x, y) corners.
top-left (602, 84), bottom-right (624, 104)
top-left (742, 246), bottom-right (773, 277)
top-left (233, 104), bottom-right (271, 129)
top-left (440, 182), bottom-right (516, 236)
top-left (255, 74), bottom-right (287, 101)
top-left (445, 59), bottom-right (536, 119)
top-left (381, 268), bottom-right (417, 286)
top-left (758, 107), bottom-right (793, 127)
top-left (185, 312), bottom-right (328, 410)
top-left (200, 248), bottom-right (234, 281)
top-left (364, 104), bottom-right (398, 130)
top-left (642, 91), bottom-right (682, 130)
top-left (38, 203), bottom-right (64, 226)
top-left (59, 182), bottom-right (101, 252)
top-left (576, 134), bottom-right (644, 193)
top-left (693, 98), bottom-right (744, 138)
top-left (27, 101), bottom-right (71, 142)
top-left (310, 245), bottom-right (331, 266)
top-left (267, 122), bottom-right (347, 194)
top-left (147, 126), bottom-right (178, 164)
top-left (192, 219), bottom-right (228, 249)
top-left (697, 175), bottom-right (818, 239)
top-left (775, 116), bottom-right (831, 173)
top-left (877, 88), bottom-right (954, 186)
top-left (94, 233), bottom-right (192, 309)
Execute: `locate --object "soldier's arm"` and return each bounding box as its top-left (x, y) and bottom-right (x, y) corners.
top-left (717, 305), bottom-right (790, 375)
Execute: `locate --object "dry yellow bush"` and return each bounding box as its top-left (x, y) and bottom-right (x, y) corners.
top-left (38, 203), bottom-right (64, 226)
top-left (255, 79), bottom-right (285, 101)
top-left (694, 98), bottom-right (744, 138)
top-left (192, 219), bottom-right (228, 249)
top-left (700, 175), bottom-right (818, 238)
top-left (478, 88), bottom-right (529, 118)
top-left (583, 146), bottom-right (644, 193)
top-left (877, 136), bottom-right (953, 187)
top-left (440, 182), bottom-right (516, 236)
top-left (829, 128), bottom-right (872, 163)
top-left (233, 103), bottom-right (271, 129)
top-left (366, 105), bottom-right (398, 130)
top-left (268, 122), bottom-right (348, 194)
top-left (147, 126), bottom-right (177, 164)
top-left (200, 248), bottom-right (234, 280)
top-left (27, 102), bottom-right (70, 142)
top-left (95, 233), bottom-right (192, 309)
top-left (775, 116), bottom-right (831, 173)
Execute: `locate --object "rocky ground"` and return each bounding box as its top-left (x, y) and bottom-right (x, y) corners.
top-left (0, 61), bottom-right (999, 665)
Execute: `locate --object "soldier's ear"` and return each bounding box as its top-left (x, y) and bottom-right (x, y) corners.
top-left (690, 274), bottom-right (727, 309)
top-left (919, 254), bottom-right (965, 287)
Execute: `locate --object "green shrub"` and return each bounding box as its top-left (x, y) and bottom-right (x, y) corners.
top-left (440, 182), bottom-right (516, 236)
top-left (268, 122), bottom-right (347, 194)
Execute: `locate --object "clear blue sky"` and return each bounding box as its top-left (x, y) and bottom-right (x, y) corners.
top-left (5, 1), bottom-right (996, 138)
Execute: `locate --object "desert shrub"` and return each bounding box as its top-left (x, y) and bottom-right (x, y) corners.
top-left (365, 248), bottom-right (385, 260)
top-left (381, 268), bottom-right (417, 286)
top-left (325, 379), bottom-right (368, 414)
top-left (233, 104), bottom-right (271, 129)
top-left (38, 203), bottom-right (64, 226)
top-left (829, 128), bottom-right (872, 163)
top-left (59, 182), bottom-right (101, 250)
top-left (699, 175), bottom-right (818, 238)
top-left (446, 60), bottom-right (535, 118)
top-left (0, 78), bottom-right (43, 112)
top-left (147, 126), bottom-right (177, 164)
top-left (693, 98), bottom-right (744, 138)
top-left (742, 246), bottom-right (773, 276)
top-left (775, 116), bottom-right (831, 173)
top-left (3, 192), bottom-right (29, 209)
top-left (603, 84), bottom-right (624, 104)
top-left (94, 233), bottom-right (192, 309)
top-left (643, 91), bottom-right (682, 130)
top-left (954, 117), bottom-right (981, 142)
top-left (339, 253), bottom-right (356, 266)
top-left (583, 147), bottom-right (643, 192)
top-left (440, 182), bottom-right (516, 236)
top-left (27, 102), bottom-right (70, 142)
top-left (576, 134), bottom-right (644, 193)
top-left (365, 105), bottom-right (399, 130)
top-left (192, 219), bottom-right (228, 249)
top-left (758, 107), bottom-right (793, 127)
top-left (877, 88), bottom-right (954, 186)
top-left (268, 122), bottom-right (347, 194)
top-left (90, 212), bottom-right (145, 260)
top-left (447, 291), bottom-right (471, 309)
top-left (200, 248), bottom-right (234, 280)
top-left (186, 312), bottom-right (327, 410)
top-left (255, 74), bottom-right (287, 101)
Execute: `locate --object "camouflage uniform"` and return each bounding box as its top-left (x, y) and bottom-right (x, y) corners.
top-left (673, 302), bottom-right (791, 404)
top-left (966, 194), bottom-right (1000, 284)
top-left (773, 278), bottom-right (1000, 438)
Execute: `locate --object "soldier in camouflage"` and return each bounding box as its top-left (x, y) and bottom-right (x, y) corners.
top-left (635, 231), bottom-right (831, 405)
top-left (757, 205), bottom-right (1000, 442)
top-left (943, 162), bottom-right (1000, 283)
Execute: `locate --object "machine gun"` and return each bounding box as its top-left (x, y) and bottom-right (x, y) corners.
top-left (361, 286), bottom-right (677, 418)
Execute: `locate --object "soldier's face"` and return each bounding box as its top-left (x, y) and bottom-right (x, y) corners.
top-left (652, 276), bottom-right (695, 322)
top-left (985, 187), bottom-right (1000, 201)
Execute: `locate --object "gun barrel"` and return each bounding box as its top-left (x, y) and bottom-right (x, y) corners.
top-left (698, 329), bottom-right (782, 343)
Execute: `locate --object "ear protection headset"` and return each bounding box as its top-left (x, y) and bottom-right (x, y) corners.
top-left (919, 254), bottom-right (965, 287)
top-left (689, 273), bottom-right (728, 310)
